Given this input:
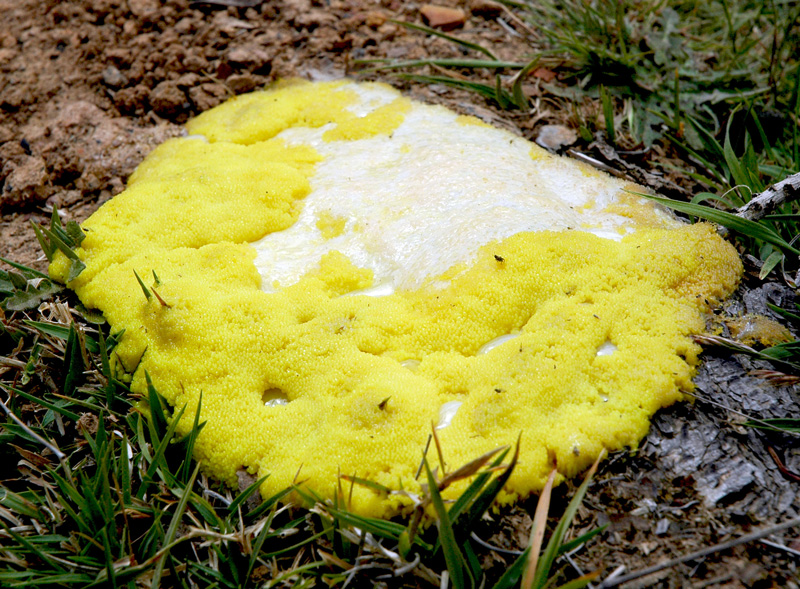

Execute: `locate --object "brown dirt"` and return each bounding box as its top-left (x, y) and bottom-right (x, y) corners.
top-left (1, 1), bottom-right (798, 587)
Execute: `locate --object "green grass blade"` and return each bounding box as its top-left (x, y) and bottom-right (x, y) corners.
top-left (691, 191), bottom-right (738, 209)
top-left (424, 458), bottom-right (472, 589)
top-left (133, 270), bottom-right (152, 301)
top-left (50, 207), bottom-right (62, 232)
top-left (245, 513), bottom-right (274, 581)
top-left (65, 220), bottom-right (86, 247)
top-left (30, 222), bottom-right (55, 262)
top-left (600, 85), bottom-right (616, 145)
top-left (491, 547), bottom-right (530, 589)
top-left (634, 192), bottom-right (800, 255)
top-left (79, 470), bottom-right (109, 526)
top-left (63, 323), bottom-right (85, 396)
top-left (694, 334), bottom-right (800, 371)
top-left (144, 403), bottom-right (187, 484)
top-left (449, 446), bottom-right (510, 526)
top-left (462, 539), bottom-right (483, 584)
top-left (319, 506), bottom-right (406, 542)
top-left (0, 256), bottom-right (49, 279)
top-left (759, 250), bottom-right (784, 279)
top-left (0, 488), bottom-right (42, 519)
top-left (227, 474), bottom-right (269, 515)
top-left (684, 116), bottom-right (725, 161)
top-left (260, 529), bottom-right (327, 559)
top-left (6, 387), bottom-right (80, 421)
top-left (37, 226), bottom-right (85, 282)
top-left (558, 524), bottom-right (607, 555)
top-left (793, 63), bottom-right (800, 169)
top-left (338, 474), bottom-right (392, 495)
top-left (664, 132), bottom-right (723, 183)
top-left (551, 572), bottom-right (600, 589)
top-left (743, 418), bottom-right (800, 433)
top-left (760, 340), bottom-right (800, 362)
top-left (119, 432), bottom-right (132, 506)
top-left (150, 463), bottom-right (200, 589)
top-left (22, 320), bottom-right (100, 354)
top-left (189, 493), bottom-right (223, 530)
top-left (355, 58), bottom-right (523, 71)
top-left (767, 302), bottom-right (800, 324)
top-left (177, 393), bottom-right (204, 483)
top-left (5, 572), bottom-right (96, 586)
top-left (512, 56), bottom-right (540, 109)
top-left (99, 525), bottom-right (118, 589)
top-left (263, 561), bottom-right (325, 588)
top-left (49, 471), bottom-right (91, 536)
top-left (246, 485), bottom-right (293, 519)
top-left (0, 520), bottom-right (66, 573)
top-left (532, 453), bottom-right (603, 588)
top-left (723, 118), bottom-right (751, 191)
top-left (393, 20), bottom-right (499, 60)
top-left (97, 328), bottom-right (115, 407)
top-left (144, 373), bottom-right (168, 437)
top-left (399, 73), bottom-right (515, 107)
top-left (463, 435), bottom-right (520, 531)
top-left (749, 110), bottom-right (779, 171)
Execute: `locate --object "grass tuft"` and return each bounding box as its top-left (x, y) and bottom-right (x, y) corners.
top-left (1, 255), bottom-right (607, 586)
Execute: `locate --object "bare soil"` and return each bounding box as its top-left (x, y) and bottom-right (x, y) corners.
top-left (1, 1), bottom-right (798, 587)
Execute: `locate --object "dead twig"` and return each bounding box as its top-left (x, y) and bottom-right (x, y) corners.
top-left (596, 516), bottom-right (800, 588)
top-left (736, 171), bottom-right (800, 221)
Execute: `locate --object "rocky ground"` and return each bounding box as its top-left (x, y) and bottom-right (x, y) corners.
top-left (1, 1), bottom-right (798, 586)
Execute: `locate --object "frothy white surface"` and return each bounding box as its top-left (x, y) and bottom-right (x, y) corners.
top-left (250, 83), bottom-right (672, 293)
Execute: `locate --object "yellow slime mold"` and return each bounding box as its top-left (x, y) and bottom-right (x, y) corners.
top-left (51, 80), bottom-right (742, 518)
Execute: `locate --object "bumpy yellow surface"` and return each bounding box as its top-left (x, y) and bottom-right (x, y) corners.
top-left (51, 80), bottom-right (743, 518)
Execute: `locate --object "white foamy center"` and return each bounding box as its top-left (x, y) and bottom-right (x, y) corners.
top-left (249, 83), bottom-right (673, 293)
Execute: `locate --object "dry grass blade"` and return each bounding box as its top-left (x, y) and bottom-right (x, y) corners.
top-left (522, 468), bottom-right (557, 589)
top-left (747, 369), bottom-right (800, 385)
top-left (316, 549), bottom-right (352, 571)
top-left (431, 421), bottom-right (448, 476)
top-left (438, 445), bottom-right (507, 490)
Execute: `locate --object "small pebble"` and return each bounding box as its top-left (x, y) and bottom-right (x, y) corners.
top-left (102, 65), bottom-right (128, 88)
top-left (655, 518), bottom-right (670, 535)
top-left (535, 124), bottom-right (578, 151)
top-left (470, 0), bottom-right (503, 19)
top-left (420, 4), bottom-right (466, 31)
